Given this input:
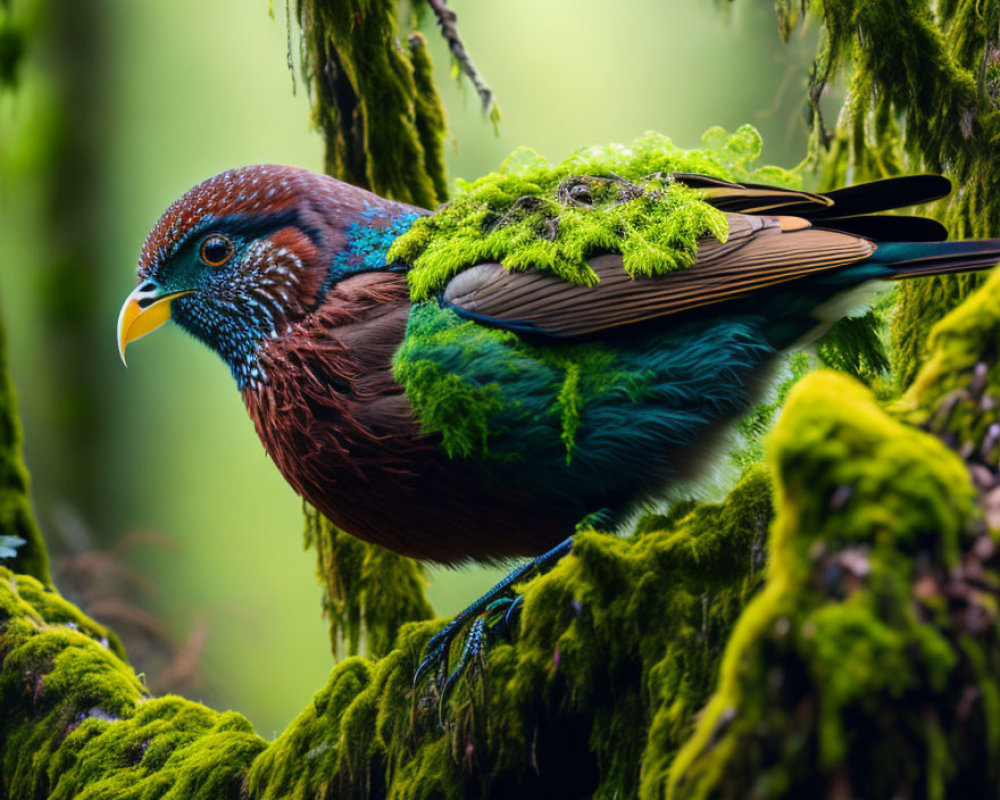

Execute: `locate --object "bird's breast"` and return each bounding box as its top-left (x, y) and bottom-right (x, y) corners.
top-left (240, 273), bottom-right (435, 525)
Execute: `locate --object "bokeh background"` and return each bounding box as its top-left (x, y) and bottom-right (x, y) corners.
top-left (0, 0), bottom-right (816, 736)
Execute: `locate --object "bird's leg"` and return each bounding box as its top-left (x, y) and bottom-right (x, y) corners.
top-left (413, 536), bottom-right (574, 702)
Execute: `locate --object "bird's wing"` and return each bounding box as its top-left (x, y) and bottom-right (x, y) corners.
top-left (441, 213), bottom-right (877, 338)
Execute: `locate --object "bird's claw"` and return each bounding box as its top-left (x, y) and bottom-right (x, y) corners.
top-left (412, 536), bottom-right (572, 723)
top-left (414, 594), bottom-right (526, 723)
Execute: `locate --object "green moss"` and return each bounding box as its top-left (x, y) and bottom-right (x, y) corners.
top-left (390, 301), bottom-right (512, 458)
top-left (304, 504), bottom-right (433, 659)
top-left (893, 273), bottom-right (988, 391)
top-left (407, 32), bottom-right (449, 206)
top-left (391, 301), bottom-right (649, 462)
top-left (896, 267), bottom-right (1000, 451)
top-left (667, 370), bottom-right (995, 799)
top-left (816, 307), bottom-right (891, 388)
top-left (393, 357), bottom-right (506, 459)
top-left (0, 568), bottom-right (267, 799)
top-left (247, 469), bottom-right (774, 799)
top-left (389, 125), bottom-right (800, 301)
top-left (296, 0), bottom-right (448, 208)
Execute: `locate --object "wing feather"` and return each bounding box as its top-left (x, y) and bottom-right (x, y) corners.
top-left (442, 213), bottom-right (876, 337)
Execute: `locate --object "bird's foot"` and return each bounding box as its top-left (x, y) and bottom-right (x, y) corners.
top-left (413, 537), bottom-right (573, 719)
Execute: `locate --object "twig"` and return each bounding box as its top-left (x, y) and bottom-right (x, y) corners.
top-left (425, 0), bottom-right (497, 117)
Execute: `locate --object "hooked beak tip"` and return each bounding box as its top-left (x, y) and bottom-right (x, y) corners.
top-left (116, 286), bottom-right (191, 366)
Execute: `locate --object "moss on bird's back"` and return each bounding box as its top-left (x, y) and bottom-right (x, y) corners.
top-left (388, 125), bottom-right (801, 300)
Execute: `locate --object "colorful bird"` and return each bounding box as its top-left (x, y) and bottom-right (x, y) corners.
top-left (117, 158), bottom-right (1000, 678)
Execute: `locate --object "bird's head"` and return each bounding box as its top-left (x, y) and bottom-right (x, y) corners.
top-left (117, 165), bottom-right (421, 388)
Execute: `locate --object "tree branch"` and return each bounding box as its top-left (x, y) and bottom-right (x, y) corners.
top-left (425, 0), bottom-right (499, 121)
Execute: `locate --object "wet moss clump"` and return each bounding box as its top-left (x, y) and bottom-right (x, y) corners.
top-left (389, 125), bottom-right (800, 301)
top-left (296, 3), bottom-right (448, 209)
top-left (304, 504), bottom-right (433, 659)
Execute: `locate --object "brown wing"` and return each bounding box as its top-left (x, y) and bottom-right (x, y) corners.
top-left (441, 213), bottom-right (876, 338)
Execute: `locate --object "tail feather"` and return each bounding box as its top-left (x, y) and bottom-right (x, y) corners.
top-left (807, 175), bottom-right (952, 219)
top-left (874, 240), bottom-right (1000, 280)
top-left (817, 215), bottom-right (947, 242)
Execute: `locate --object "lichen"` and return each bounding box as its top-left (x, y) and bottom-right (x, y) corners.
top-left (388, 125), bottom-right (800, 301)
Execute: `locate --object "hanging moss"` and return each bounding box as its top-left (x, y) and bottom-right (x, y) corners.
top-left (296, 0), bottom-right (449, 208)
top-left (304, 504), bottom-right (433, 659)
top-left (389, 125), bottom-right (800, 301)
top-left (406, 32), bottom-right (449, 205)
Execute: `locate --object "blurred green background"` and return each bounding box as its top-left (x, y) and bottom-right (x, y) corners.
top-left (0, 0), bottom-right (814, 736)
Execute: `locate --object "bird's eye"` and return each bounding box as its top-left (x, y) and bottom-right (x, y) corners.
top-left (200, 234), bottom-right (234, 267)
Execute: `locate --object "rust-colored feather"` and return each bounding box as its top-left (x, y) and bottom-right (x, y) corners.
top-left (242, 272), bottom-right (572, 562)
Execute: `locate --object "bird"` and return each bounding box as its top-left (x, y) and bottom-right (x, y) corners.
top-left (117, 157), bottom-right (1000, 678)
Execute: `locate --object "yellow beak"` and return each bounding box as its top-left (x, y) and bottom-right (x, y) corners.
top-left (116, 284), bottom-right (192, 366)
